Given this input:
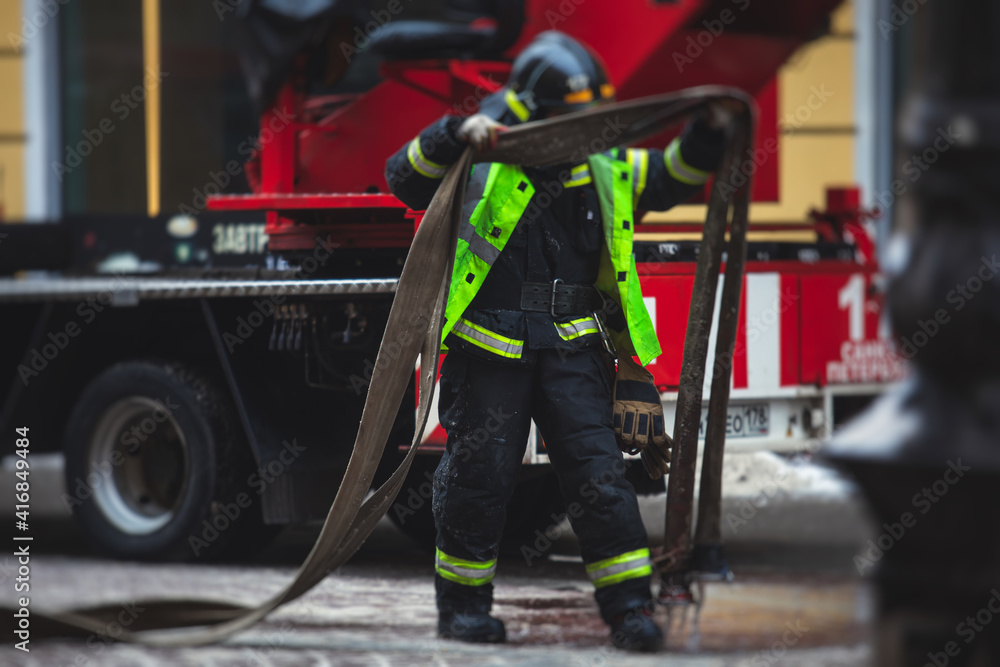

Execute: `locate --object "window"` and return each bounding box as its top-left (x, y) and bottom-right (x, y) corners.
top-left (60, 0), bottom-right (255, 216)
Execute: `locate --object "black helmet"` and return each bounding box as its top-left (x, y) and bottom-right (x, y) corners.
top-left (502, 31), bottom-right (615, 123)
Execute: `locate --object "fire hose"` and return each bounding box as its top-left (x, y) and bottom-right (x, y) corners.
top-left (7, 86), bottom-right (754, 645)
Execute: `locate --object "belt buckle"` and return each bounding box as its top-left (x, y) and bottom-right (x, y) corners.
top-left (549, 278), bottom-right (563, 318)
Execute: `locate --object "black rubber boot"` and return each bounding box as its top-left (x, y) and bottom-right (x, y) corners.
top-left (437, 612), bottom-right (507, 643)
top-left (435, 575), bottom-right (506, 644)
top-left (609, 602), bottom-right (665, 653)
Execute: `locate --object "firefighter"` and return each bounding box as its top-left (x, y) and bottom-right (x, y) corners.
top-left (385, 31), bottom-right (730, 652)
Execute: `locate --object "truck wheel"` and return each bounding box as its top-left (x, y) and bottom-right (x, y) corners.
top-left (388, 456), bottom-right (564, 559)
top-left (63, 361), bottom-right (269, 561)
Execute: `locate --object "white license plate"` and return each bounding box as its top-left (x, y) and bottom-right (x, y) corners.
top-left (698, 403), bottom-right (769, 439)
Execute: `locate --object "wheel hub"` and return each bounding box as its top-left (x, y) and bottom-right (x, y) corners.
top-left (87, 397), bottom-right (189, 535)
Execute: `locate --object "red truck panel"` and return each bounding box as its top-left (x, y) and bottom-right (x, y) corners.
top-left (799, 272), bottom-right (906, 385)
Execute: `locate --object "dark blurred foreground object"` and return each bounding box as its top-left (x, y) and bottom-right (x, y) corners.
top-left (825, 0), bottom-right (1000, 664)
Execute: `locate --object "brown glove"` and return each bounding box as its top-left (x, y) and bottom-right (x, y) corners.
top-left (612, 355), bottom-right (672, 479)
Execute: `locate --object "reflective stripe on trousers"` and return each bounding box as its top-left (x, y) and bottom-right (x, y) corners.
top-left (586, 548), bottom-right (653, 589)
top-left (435, 548), bottom-right (497, 586)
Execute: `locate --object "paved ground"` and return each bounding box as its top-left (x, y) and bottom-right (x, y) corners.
top-left (2, 451), bottom-right (873, 547)
top-left (3, 515), bottom-right (873, 667)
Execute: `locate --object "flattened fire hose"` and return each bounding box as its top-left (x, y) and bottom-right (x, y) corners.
top-left (8, 86), bottom-right (754, 645)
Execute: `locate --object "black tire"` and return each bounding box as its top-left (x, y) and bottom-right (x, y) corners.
top-left (388, 455), bottom-right (565, 559)
top-left (63, 361), bottom-right (274, 561)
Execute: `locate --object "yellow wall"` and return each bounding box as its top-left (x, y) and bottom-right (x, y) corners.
top-left (0, 2), bottom-right (24, 221)
top-left (642, 0), bottom-right (856, 241)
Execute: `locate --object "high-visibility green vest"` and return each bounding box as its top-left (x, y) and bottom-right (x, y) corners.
top-left (441, 152), bottom-right (662, 366)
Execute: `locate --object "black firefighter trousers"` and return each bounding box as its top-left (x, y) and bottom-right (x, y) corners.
top-left (432, 346), bottom-right (654, 624)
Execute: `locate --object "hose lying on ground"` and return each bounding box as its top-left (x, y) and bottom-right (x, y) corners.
top-left (7, 86), bottom-right (755, 646)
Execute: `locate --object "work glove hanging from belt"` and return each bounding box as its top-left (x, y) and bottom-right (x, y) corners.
top-left (613, 355), bottom-right (672, 479)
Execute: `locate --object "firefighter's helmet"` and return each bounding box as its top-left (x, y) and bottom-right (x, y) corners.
top-left (503, 31), bottom-right (615, 123)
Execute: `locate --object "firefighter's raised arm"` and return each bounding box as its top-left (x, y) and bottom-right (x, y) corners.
top-left (628, 113), bottom-right (728, 213)
top-left (385, 115), bottom-right (467, 211)
top-left (385, 114), bottom-right (506, 211)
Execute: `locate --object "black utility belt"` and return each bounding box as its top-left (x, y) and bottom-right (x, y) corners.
top-left (520, 281), bottom-right (605, 317)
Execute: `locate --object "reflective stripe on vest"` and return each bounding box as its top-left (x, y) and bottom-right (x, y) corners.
top-left (442, 164), bottom-right (535, 347)
top-left (563, 163), bottom-right (592, 188)
top-left (555, 316), bottom-right (600, 341)
top-left (585, 548), bottom-right (653, 589)
top-left (435, 548), bottom-right (497, 586)
top-left (626, 148), bottom-right (650, 206)
top-left (453, 318), bottom-right (524, 359)
top-left (462, 164), bottom-right (490, 222)
top-left (458, 220), bottom-right (501, 265)
top-left (408, 138), bottom-right (448, 179)
top-left (665, 137), bottom-right (710, 186)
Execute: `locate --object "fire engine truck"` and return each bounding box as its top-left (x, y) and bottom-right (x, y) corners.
top-left (0, 0), bottom-right (901, 560)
